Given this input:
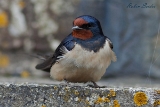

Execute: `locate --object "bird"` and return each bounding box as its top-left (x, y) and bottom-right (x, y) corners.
top-left (35, 15), bottom-right (116, 88)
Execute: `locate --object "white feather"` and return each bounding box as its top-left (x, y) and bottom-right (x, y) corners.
top-left (50, 39), bottom-right (116, 82)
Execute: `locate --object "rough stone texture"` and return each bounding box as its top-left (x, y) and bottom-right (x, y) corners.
top-left (0, 83), bottom-right (160, 107)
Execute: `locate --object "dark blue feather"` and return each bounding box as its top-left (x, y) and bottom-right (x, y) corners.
top-left (54, 34), bottom-right (75, 61)
top-left (75, 35), bottom-right (106, 52)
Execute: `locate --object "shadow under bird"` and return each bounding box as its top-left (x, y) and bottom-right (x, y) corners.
top-left (36, 15), bottom-right (116, 88)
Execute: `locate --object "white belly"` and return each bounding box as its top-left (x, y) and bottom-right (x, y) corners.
top-left (50, 40), bottom-right (116, 83)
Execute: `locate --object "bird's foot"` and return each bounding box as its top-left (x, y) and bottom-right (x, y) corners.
top-left (88, 81), bottom-right (106, 88)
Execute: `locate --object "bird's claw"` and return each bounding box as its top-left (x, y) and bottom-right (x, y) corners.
top-left (87, 81), bottom-right (106, 88)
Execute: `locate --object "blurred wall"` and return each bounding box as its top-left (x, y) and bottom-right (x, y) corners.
top-left (104, 0), bottom-right (160, 78)
top-left (0, 0), bottom-right (81, 52)
top-left (0, 0), bottom-right (160, 79)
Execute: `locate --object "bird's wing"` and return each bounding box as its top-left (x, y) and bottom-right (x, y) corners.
top-left (35, 34), bottom-right (75, 72)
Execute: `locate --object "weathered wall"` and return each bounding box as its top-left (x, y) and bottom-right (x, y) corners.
top-left (0, 0), bottom-right (81, 51)
top-left (0, 83), bottom-right (160, 107)
top-left (0, 0), bottom-right (160, 79)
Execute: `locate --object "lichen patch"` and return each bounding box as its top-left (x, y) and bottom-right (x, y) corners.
top-left (133, 91), bottom-right (148, 106)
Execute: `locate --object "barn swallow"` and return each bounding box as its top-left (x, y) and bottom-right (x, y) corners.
top-left (36, 15), bottom-right (116, 88)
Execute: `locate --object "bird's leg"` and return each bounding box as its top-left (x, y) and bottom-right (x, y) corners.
top-left (92, 81), bottom-right (100, 88)
top-left (88, 81), bottom-right (106, 88)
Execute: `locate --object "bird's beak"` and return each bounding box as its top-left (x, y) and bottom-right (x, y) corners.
top-left (72, 26), bottom-right (83, 30)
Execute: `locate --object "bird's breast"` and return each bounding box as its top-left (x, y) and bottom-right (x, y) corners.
top-left (50, 40), bottom-right (116, 82)
top-left (60, 39), bottom-right (116, 68)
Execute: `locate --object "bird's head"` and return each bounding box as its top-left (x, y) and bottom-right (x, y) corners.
top-left (72, 15), bottom-right (104, 40)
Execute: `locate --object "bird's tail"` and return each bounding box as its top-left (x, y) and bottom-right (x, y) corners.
top-left (35, 56), bottom-right (53, 72)
top-left (27, 53), bottom-right (53, 72)
top-left (28, 53), bottom-right (52, 60)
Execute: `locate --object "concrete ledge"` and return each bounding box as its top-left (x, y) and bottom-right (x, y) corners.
top-left (0, 83), bottom-right (160, 107)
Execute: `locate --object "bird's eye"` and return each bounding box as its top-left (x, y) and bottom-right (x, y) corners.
top-left (81, 23), bottom-right (92, 29)
top-left (87, 23), bottom-right (92, 27)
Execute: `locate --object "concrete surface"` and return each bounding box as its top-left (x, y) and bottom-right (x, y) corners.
top-left (0, 78), bottom-right (160, 107)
